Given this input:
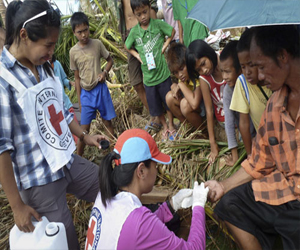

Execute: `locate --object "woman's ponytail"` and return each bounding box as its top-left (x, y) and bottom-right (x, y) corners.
top-left (99, 151), bottom-right (120, 207)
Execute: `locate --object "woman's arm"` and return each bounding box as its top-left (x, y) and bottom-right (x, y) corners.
top-left (178, 82), bottom-right (202, 110)
top-left (0, 152), bottom-right (41, 232)
top-left (118, 206), bottom-right (206, 250)
top-left (200, 79), bottom-right (219, 163)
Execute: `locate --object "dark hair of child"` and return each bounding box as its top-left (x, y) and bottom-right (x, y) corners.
top-left (186, 39), bottom-right (218, 88)
top-left (220, 40), bottom-right (241, 74)
top-left (98, 151), bottom-right (152, 207)
top-left (130, 0), bottom-right (150, 12)
top-left (5, 0), bottom-right (61, 77)
top-left (70, 12), bottom-right (89, 32)
top-left (166, 42), bottom-right (187, 74)
top-left (236, 28), bottom-right (254, 53)
top-left (252, 25), bottom-right (300, 65)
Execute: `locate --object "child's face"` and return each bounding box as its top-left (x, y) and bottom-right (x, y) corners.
top-left (194, 57), bottom-right (213, 76)
top-left (172, 64), bottom-right (189, 83)
top-left (134, 5), bottom-right (151, 27)
top-left (73, 23), bottom-right (90, 45)
top-left (26, 28), bottom-right (59, 65)
top-left (238, 50), bottom-right (262, 85)
top-left (219, 57), bottom-right (240, 87)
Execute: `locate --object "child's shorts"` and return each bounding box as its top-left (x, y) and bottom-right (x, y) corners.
top-left (80, 82), bottom-right (116, 125)
top-left (128, 52), bottom-right (143, 87)
top-left (144, 77), bottom-right (172, 117)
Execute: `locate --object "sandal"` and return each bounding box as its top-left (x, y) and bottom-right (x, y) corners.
top-left (145, 122), bottom-right (163, 132)
top-left (168, 129), bottom-right (179, 141)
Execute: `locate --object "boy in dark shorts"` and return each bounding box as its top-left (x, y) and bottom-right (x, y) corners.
top-left (70, 12), bottom-right (116, 156)
top-left (118, 0), bottom-right (162, 132)
top-left (125, 0), bottom-right (176, 139)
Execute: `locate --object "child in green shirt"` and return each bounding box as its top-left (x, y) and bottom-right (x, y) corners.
top-left (125, 0), bottom-right (176, 140)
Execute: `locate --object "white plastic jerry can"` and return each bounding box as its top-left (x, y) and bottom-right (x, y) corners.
top-left (9, 216), bottom-right (68, 250)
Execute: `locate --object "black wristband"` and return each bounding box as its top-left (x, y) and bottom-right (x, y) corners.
top-left (166, 199), bottom-right (176, 215)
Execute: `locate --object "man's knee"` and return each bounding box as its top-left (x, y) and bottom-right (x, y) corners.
top-left (216, 194), bottom-right (245, 221)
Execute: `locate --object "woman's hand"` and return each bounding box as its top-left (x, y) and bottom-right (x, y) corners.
top-left (13, 202), bottom-right (41, 232)
top-left (83, 134), bottom-right (109, 150)
top-left (192, 182), bottom-right (209, 209)
top-left (171, 189), bottom-right (193, 211)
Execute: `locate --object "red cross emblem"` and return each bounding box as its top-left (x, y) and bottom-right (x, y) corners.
top-left (86, 220), bottom-right (96, 250)
top-left (48, 104), bottom-right (64, 135)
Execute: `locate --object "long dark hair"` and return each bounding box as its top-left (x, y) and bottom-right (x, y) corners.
top-left (5, 0), bottom-right (61, 76)
top-left (99, 151), bottom-right (151, 207)
top-left (186, 39), bottom-right (218, 89)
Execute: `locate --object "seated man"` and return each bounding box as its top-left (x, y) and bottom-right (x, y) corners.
top-left (205, 25), bottom-right (300, 250)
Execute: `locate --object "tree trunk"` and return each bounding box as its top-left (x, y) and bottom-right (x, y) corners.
top-left (0, 0), bottom-right (6, 27)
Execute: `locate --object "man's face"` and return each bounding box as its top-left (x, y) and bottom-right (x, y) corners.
top-left (250, 39), bottom-right (287, 91)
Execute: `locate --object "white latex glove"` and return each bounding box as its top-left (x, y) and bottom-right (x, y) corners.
top-left (172, 189), bottom-right (193, 211)
top-left (192, 181), bottom-right (209, 209)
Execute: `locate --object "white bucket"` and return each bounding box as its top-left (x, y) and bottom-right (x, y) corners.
top-left (9, 216), bottom-right (68, 250)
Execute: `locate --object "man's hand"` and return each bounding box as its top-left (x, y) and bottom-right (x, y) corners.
top-left (205, 180), bottom-right (225, 203)
top-left (13, 203), bottom-right (41, 232)
top-left (69, 81), bottom-right (75, 87)
top-left (83, 134), bottom-right (110, 150)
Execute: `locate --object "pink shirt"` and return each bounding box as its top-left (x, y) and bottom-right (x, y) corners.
top-left (117, 202), bottom-right (206, 250)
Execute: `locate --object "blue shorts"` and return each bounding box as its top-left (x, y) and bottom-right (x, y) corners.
top-left (144, 77), bottom-right (172, 117)
top-left (80, 82), bottom-right (116, 125)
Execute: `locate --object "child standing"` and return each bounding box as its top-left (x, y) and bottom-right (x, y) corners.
top-left (125, 0), bottom-right (176, 140)
top-left (166, 43), bottom-right (204, 130)
top-left (70, 12), bottom-right (116, 156)
top-left (230, 28), bottom-right (272, 155)
top-left (186, 39), bottom-right (226, 164)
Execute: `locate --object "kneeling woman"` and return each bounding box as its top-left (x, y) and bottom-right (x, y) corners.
top-left (85, 128), bottom-right (209, 249)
